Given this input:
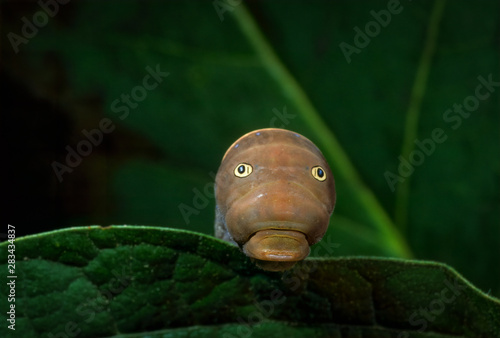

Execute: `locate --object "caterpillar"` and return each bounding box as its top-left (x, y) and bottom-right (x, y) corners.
top-left (215, 128), bottom-right (336, 271)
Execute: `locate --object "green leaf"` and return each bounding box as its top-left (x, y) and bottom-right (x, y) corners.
top-left (395, 0), bottom-right (447, 231)
top-left (1, 226), bottom-right (499, 337)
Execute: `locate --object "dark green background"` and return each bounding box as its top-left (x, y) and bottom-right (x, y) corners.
top-left (2, 0), bottom-right (499, 297)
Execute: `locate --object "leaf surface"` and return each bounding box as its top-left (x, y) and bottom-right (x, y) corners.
top-left (1, 226), bottom-right (498, 337)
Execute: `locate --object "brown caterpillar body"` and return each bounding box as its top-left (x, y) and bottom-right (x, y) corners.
top-left (215, 128), bottom-right (336, 271)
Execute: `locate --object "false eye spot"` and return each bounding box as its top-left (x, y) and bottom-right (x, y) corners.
top-left (234, 163), bottom-right (253, 178)
top-left (311, 166), bottom-right (326, 181)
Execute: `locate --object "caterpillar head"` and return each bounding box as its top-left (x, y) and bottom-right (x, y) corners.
top-left (215, 128), bottom-right (336, 271)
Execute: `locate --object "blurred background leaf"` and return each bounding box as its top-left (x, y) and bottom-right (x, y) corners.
top-left (1, 0), bottom-right (499, 298)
